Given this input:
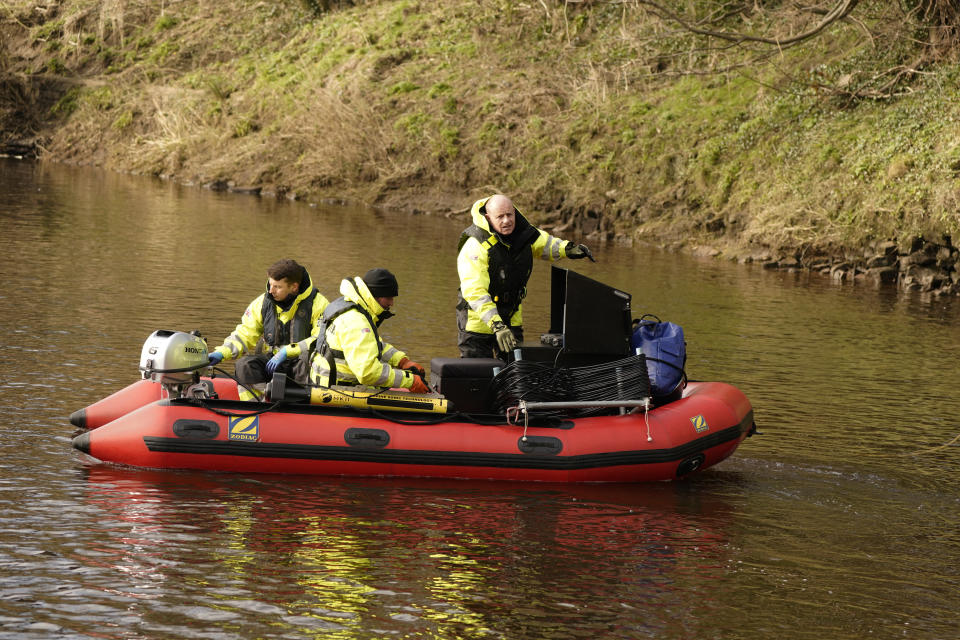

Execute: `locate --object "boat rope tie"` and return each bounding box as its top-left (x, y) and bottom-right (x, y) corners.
top-left (642, 398), bottom-right (653, 442)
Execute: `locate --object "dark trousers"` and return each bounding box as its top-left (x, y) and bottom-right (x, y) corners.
top-left (457, 307), bottom-right (523, 359)
top-left (235, 353), bottom-right (308, 386)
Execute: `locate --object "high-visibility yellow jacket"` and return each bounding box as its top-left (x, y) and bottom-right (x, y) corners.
top-left (211, 271), bottom-right (329, 361)
top-left (457, 196), bottom-right (570, 334)
top-left (309, 276), bottom-right (415, 389)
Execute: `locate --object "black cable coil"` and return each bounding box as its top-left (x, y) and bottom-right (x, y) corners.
top-left (490, 354), bottom-right (650, 417)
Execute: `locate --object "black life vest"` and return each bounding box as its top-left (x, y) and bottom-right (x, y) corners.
top-left (457, 217), bottom-right (539, 324)
top-left (261, 287), bottom-right (321, 348)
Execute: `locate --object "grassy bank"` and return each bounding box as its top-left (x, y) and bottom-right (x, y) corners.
top-left (3, 0), bottom-right (960, 262)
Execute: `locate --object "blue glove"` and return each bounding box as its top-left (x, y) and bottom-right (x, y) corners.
top-left (208, 351), bottom-right (223, 366)
top-left (266, 347), bottom-right (288, 376)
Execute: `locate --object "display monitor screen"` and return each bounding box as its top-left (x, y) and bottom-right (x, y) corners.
top-left (548, 267), bottom-right (632, 355)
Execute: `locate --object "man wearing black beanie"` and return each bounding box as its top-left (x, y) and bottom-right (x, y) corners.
top-left (309, 268), bottom-right (430, 393)
top-left (361, 268), bottom-right (399, 298)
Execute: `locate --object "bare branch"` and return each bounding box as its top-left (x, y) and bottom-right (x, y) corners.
top-left (634, 0), bottom-right (861, 49)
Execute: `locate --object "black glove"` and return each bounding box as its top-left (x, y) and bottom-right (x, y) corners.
top-left (566, 242), bottom-right (596, 262)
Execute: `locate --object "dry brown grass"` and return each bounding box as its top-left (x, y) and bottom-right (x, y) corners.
top-left (4, 0), bottom-right (960, 256)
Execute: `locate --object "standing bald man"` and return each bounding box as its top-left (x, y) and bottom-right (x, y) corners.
top-left (455, 194), bottom-right (594, 359)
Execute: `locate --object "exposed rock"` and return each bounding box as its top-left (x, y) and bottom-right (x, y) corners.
top-left (758, 235), bottom-right (958, 297)
top-left (902, 265), bottom-right (945, 291)
top-left (0, 140), bottom-right (36, 157)
top-left (831, 263), bottom-right (853, 282)
top-left (204, 180), bottom-right (229, 191)
top-left (899, 251), bottom-right (936, 268)
top-left (876, 240), bottom-right (898, 257)
top-left (228, 185), bottom-right (262, 195)
top-left (865, 254), bottom-right (894, 268)
top-left (865, 267), bottom-right (898, 286)
top-left (691, 245), bottom-right (721, 258)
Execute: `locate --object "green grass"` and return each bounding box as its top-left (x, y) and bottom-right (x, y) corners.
top-left (4, 0), bottom-right (960, 257)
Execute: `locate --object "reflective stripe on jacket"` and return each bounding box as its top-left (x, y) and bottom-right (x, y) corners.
top-left (309, 277), bottom-right (412, 389)
top-left (212, 271), bottom-right (329, 361)
top-left (456, 196), bottom-right (569, 334)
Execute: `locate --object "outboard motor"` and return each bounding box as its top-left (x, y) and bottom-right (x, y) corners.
top-left (139, 330), bottom-right (214, 399)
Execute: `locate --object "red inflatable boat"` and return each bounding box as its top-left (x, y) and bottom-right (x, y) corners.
top-left (70, 376), bottom-right (241, 429)
top-left (72, 372), bottom-right (754, 482)
top-left (71, 269), bottom-right (757, 482)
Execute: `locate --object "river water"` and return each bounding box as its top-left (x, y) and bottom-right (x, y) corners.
top-left (2, 158), bottom-right (959, 639)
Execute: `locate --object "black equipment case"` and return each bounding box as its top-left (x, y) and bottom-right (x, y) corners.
top-left (429, 357), bottom-right (505, 413)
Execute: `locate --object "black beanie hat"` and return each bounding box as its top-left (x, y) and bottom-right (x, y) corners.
top-left (363, 268), bottom-right (399, 298)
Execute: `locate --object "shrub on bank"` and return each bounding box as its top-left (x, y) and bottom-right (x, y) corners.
top-left (2, 0), bottom-right (960, 283)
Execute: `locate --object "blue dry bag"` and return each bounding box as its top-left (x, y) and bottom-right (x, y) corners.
top-left (630, 314), bottom-right (687, 403)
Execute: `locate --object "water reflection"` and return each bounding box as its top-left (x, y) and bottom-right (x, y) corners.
top-left (77, 467), bottom-right (736, 639)
top-left (5, 158), bottom-right (960, 639)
